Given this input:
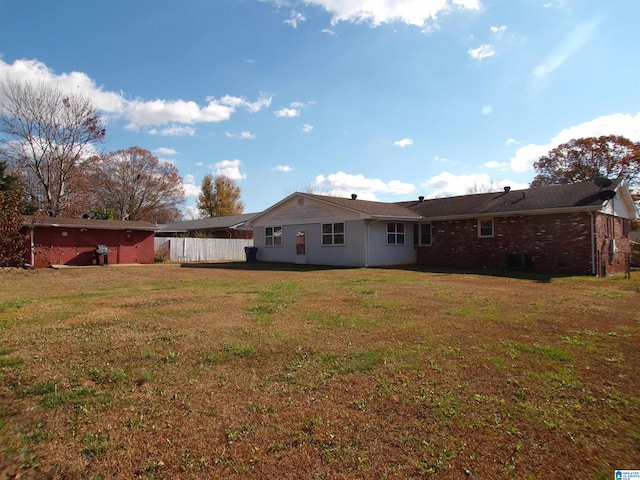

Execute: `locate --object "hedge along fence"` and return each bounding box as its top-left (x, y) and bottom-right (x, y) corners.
top-left (154, 237), bottom-right (254, 262)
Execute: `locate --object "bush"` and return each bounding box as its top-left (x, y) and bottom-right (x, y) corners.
top-left (154, 245), bottom-right (170, 263)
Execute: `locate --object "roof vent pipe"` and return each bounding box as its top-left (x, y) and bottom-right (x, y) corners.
top-left (418, 196), bottom-right (425, 202)
top-left (504, 186), bottom-right (511, 193)
top-left (351, 194), bottom-right (357, 200)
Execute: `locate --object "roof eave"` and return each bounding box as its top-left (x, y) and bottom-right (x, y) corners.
top-left (418, 205), bottom-right (604, 222)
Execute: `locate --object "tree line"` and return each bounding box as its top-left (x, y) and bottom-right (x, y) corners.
top-left (0, 78), bottom-right (246, 220)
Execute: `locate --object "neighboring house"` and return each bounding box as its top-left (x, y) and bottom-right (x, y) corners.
top-left (23, 216), bottom-right (157, 268)
top-left (249, 179), bottom-right (638, 275)
top-left (156, 213), bottom-right (257, 239)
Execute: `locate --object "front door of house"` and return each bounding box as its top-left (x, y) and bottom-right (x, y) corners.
top-left (295, 230), bottom-right (306, 264)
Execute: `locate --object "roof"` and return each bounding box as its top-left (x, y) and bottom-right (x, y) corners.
top-left (157, 212), bottom-right (258, 234)
top-left (302, 193), bottom-right (422, 219)
top-left (25, 216), bottom-right (158, 231)
top-left (398, 179), bottom-right (628, 220)
top-left (249, 192), bottom-right (421, 224)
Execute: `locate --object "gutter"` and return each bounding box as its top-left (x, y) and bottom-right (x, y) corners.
top-left (590, 212), bottom-right (596, 276)
top-left (418, 205), bottom-right (604, 223)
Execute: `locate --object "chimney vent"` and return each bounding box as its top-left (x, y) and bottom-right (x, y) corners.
top-left (351, 194), bottom-right (357, 200)
top-left (504, 186), bottom-right (511, 193)
top-left (418, 196), bottom-right (425, 202)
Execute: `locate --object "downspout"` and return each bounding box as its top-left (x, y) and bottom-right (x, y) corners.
top-left (590, 211), bottom-right (596, 276)
top-left (30, 228), bottom-right (35, 267)
top-left (364, 221), bottom-right (370, 267)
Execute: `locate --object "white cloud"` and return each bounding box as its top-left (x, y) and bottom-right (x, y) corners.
top-left (490, 25), bottom-right (506, 37)
top-left (183, 174), bottom-right (201, 198)
top-left (275, 107), bottom-right (300, 118)
top-left (533, 17), bottom-right (600, 78)
top-left (484, 160), bottom-right (509, 170)
top-left (421, 172), bottom-right (528, 198)
top-left (510, 112), bottom-right (640, 172)
top-left (394, 138), bottom-right (413, 148)
top-left (482, 105), bottom-right (492, 115)
top-left (301, 0), bottom-right (481, 27)
top-left (506, 138), bottom-right (517, 145)
top-left (0, 58), bottom-right (272, 131)
top-left (226, 131), bottom-right (256, 140)
top-left (154, 147), bottom-right (178, 156)
top-left (322, 28), bottom-right (336, 35)
top-left (312, 171), bottom-right (414, 199)
top-left (211, 159), bottom-right (246, 181)
top-left (148, 125), bottom-right (196, 136)
top-left (434, 156), bottom-right (449, 163)
top-left (468, 44), bottom-right (495, 61)
top-left (273, 165), bottom-right (293, 172)
top-left (284, 10), bottom-right (306, 28)
top-left (302, 124), bottom-right (314, 133)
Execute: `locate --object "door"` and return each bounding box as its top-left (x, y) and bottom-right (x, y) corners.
top-left (295, 230), bottom-right (306, 264)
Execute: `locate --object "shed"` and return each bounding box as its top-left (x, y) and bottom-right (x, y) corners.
top-left (24, 216), bottom-right (157, 268)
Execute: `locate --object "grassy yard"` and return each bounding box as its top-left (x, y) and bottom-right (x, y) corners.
top-left (0, 263), bottom-right (639, 479)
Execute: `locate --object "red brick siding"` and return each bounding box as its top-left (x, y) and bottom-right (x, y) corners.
top-left (30, 227), bottom-right (155, 268)
top-left (416, 212), bottom-right (613, 275)
top-left (593, 214), bottom-right (631, 276)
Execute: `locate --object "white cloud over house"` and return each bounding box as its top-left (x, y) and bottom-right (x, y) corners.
top-left (300, 0), bottom-right (481, 27)
top-left (312, 171), bottom-right (414, 199)
top-left (509, 112), bottom-right (640, 172)
top-left (421, 172), bottom-right (528, 198)
top-left (0, 58), bottom-right (272, 134)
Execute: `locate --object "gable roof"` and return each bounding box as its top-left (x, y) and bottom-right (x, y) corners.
top-left (157, 213), bottom-right (258, 234)
top-left (25, 216), bottom-right (157, 231)
top-left (303, 193), bottom-right (422, 219)
top-left (399, 179), bottom-right (632, 220)
top-left (248, 192), bottom-right (421, 224)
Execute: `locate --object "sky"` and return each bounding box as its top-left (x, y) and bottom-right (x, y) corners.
top-left (1, 0), bottom-right (639, 218)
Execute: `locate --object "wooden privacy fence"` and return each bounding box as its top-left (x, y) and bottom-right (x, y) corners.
top-left (155, 237), bottom-right (253, 262)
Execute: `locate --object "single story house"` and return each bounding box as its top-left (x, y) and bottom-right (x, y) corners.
top-left (156, 213), bottom-right (257, 239)
top-left (248, 178), bottom-right (638, 275)
top-left (24, 216), bottom-right (157, 268)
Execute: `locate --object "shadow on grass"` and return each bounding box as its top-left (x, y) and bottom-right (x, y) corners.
top-left (179, 261), bottom-right (566, 282)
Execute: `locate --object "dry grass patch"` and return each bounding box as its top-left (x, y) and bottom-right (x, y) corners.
top-left (0, 263), bottom-right (639, 479)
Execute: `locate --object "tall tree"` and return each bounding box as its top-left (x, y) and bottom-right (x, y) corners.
top-left (530, 136), bottom-right (640, 196)
top-left (197, 174), bottom-right (244, 217)
top-left (0, 160), bottom-right (28, 266)
top-left (0, 78), bottom-right (106, 217)
top-left (92, 147), bottom-right (185, 223)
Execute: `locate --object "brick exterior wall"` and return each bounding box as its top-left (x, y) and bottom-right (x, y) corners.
top-left (416, 212), bottom-right (632, 275)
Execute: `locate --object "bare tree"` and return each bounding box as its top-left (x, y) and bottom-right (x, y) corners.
top-left (0, 78), bottom-right (106, 217)
top-left (196, 174), bottom-right (244, 217)
top-left (92, 147), bottom-right (185, 223)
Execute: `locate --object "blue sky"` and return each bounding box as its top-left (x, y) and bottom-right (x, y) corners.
top-left (1, 0), bottom-right (639, 217)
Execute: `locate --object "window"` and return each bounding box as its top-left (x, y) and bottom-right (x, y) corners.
top-left (387, 222), bottom-right (405, 245)
top-left (413, 223), bottom-right (432, 246)
top-left (478, 218), bottom-right (494, 238)
top-left (322, 222), bottom-right (345, 245)
top-left (265, 226), bottom-right (282, 246)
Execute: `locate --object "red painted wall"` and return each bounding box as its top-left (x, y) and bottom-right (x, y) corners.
top-left (416, 212), bottom-right (631, 275)
top-left (30, 227), bottom-right (155, 268)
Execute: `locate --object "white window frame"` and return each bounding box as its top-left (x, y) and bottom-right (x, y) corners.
top-left (478, 218), bottom-right (494, 238)
top-left (265, 226), bottom-right (282, 247)
top-left (414, 223), bottom-right (432, 246)
top-left (321, 222), bottom-right (345, 246)
top-left (387, 222), bottom-right (406, 245)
